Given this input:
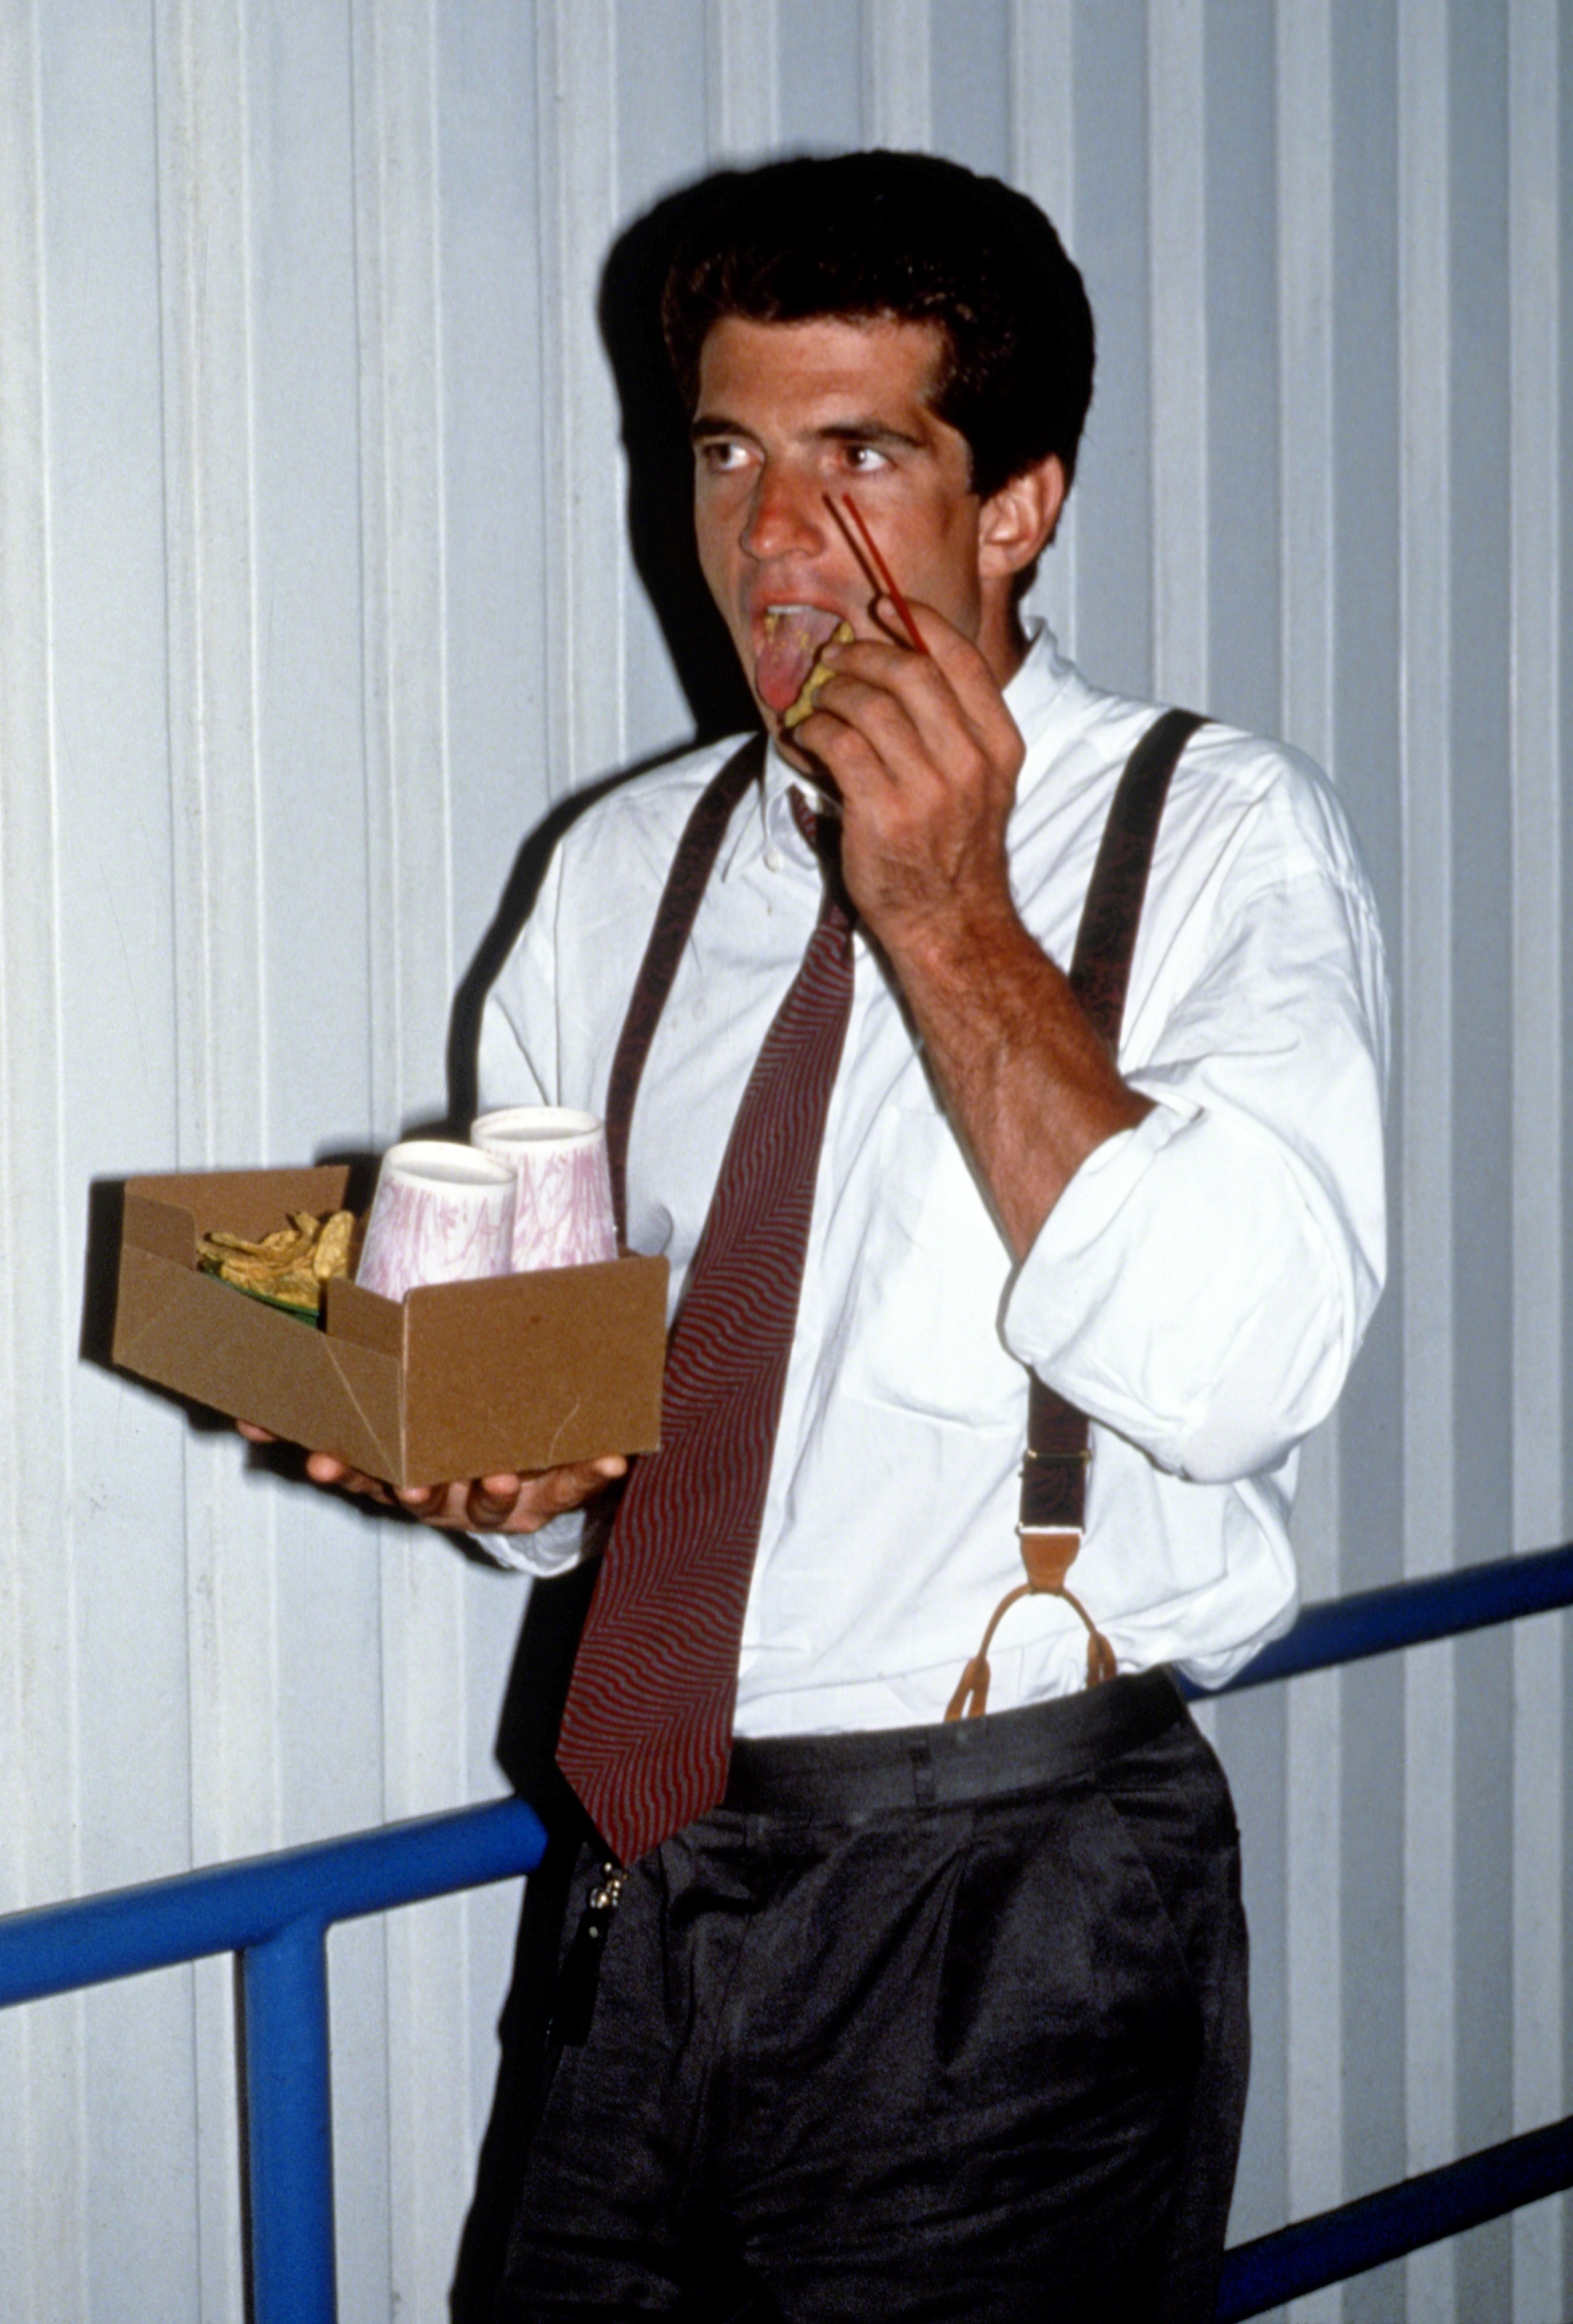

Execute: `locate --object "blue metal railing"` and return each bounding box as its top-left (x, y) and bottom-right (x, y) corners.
top-left (1204, 1537), bottom-right (1573, 1695)
top-left (0, 1795), bottom-right (548, 2324)
top-left (1216, 2112), bottom-right (1573, 2320)
top-left (1210, 1538), bottom-right (1573, 2318)
top-left (1, 1542), bottom-right (1570, 2321)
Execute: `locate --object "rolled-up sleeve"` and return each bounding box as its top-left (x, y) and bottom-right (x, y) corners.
top-left (1004, 854), bottom-right (1388, 1485)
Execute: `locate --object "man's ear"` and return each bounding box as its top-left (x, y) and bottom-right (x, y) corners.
top-left (977, 454), bottom-right (1068, 578)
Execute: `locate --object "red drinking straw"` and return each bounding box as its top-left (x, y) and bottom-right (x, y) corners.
top-left (827, 493), bottom-right (928, 654)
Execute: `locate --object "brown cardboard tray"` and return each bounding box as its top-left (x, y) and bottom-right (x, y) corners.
top-left (112, 1166), bottom-right (666, 1490)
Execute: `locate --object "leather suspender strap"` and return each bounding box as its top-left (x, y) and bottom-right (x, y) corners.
top-left (946, 706), bottom-right (1207, 1718)
top-left (602, 735), bottom-right (766, 1244)
top-left (1026, 704), bottom-right (1209, 1528)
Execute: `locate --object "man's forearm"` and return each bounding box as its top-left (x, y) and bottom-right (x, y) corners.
top-left (884, 903), bottom-right (1153, 1259)
top-left (791, 599), bottom-right (1151, 1245)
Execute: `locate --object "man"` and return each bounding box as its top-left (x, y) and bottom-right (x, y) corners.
top-left (301, 153), bottom-right (1387, 2316)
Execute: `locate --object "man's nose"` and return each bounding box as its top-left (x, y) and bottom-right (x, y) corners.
top-left (741, 463), bottom-right (824, 560)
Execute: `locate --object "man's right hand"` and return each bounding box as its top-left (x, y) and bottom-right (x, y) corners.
top-left (236, 1422), bottom-right (626, 1534)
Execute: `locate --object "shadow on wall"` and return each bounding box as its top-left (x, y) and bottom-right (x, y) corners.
top-left (598, 174), bottom-right (759, 743)
top-left (86, 169), bottom-right (770, 1598)
top-left (448, 165), bottom-right (780, 2321)
top-left (446, 169), bottom-right (765, 1132)
top-left (82, 176), bottom-right (760, 1493)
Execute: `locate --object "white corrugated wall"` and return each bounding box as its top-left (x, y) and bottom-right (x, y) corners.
top-left (0, 3), bottom-right (1566, 2318)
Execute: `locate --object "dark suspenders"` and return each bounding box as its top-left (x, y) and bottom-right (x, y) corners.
top-left (601, 708), bottom-right (1207, 1714)
top-left (950, 706), bottom-right (1207, 1712)
top-left (602, 734), bottom-right (766, 1244)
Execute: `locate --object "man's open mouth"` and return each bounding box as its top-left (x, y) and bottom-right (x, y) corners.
top-left (755, 604), bottom-right (847, 717)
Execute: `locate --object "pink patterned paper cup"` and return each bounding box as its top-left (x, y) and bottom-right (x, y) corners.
top-left (354, 1141), bottom-right (517, 1302)
top-left (471, 1107), bottom-right (618, 1272)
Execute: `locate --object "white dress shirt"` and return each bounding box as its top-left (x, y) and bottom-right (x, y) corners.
top-left (477, 627), bottom-right (1389, 1736)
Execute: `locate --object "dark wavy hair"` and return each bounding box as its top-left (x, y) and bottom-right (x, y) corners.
top-left (661, 150), bottom-right (1095, 502)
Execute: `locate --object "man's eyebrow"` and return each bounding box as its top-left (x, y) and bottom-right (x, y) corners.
top-left (817, 419), bottom-right (928, 452)
top-left (687, 414), bottom-right (930, 451)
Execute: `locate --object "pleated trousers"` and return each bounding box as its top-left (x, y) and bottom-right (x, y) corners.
top-left (497, 1670), bottom-right (1248, 2323)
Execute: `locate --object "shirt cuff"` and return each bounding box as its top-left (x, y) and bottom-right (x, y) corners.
top-left (1001, 1090), bottom-right (1326, 1481)
top-left (470, 1509), bottom-right (591, 1577)
top-left (1017, 1094), bottom-right (1199, 1285)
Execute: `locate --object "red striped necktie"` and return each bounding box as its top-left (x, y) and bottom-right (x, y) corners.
top-left (555, 792), bottom-right (853, 1865)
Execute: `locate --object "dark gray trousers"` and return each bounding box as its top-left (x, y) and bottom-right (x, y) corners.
top-left (497, 1674), bottom-right (1248, 2323)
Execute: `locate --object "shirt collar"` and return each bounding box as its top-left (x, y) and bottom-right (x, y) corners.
top-left (1001, 621), bottom-right (1076, 794)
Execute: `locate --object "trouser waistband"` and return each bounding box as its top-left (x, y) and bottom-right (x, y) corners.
top-left (720, 1666), bottom-right (1185, 1820)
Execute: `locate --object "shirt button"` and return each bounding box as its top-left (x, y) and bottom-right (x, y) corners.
top-left (764, 845), bottom-right (784, 873)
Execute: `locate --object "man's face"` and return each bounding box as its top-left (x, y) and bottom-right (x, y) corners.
top-left (690, 315), bottom-right (999, 736)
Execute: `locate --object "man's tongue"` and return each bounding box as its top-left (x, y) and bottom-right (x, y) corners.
top-left (756, 606), bottom-right (844, 715)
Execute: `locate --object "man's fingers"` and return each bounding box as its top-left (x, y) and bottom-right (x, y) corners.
top-left (393, 1478), bottom-right (501, 1526)
top-left (247, 1439), bottom-right (629, 1534)
top-left (397, 1456), bottom-right (630, 1534)
top-left (880, 595), bottom-right (1011, 710)
top-left (398, 1482), bottom-right (453, 1520)
top-left (833, 617), bottom-right (1018, 761)
top-left (558, 1453), bottom-right (629, 1503)
top-left (808, 659), bottom-right (997, 798)
top-left (306, 1449), bottom-right (397, 1507)
top-left (465, 1474), bottom-right (525, 1528)
top-left (509, 1456), bottom-right (630, 1528)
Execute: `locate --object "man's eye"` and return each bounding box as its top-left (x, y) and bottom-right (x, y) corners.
top-left (844, 444), bottom-right (891, 474)
top-left (699, 440), bottom-right (750, 474)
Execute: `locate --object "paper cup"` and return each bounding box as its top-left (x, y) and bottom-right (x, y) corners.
top-left (354, 1140), bottom-right (517, 1302)
top-left (471, 1107), bottom-right (618, 1272)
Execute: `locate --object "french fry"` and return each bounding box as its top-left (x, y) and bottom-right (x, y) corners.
top-left (312, 1210), bottom-right (355, 1281)
top-left (782, 620), bottom-right (854, 729)
top-left (199, 1209), bottom-right (359, 1316)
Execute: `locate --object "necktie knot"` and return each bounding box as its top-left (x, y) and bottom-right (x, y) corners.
top-left (786, 782), bottom-right (828, 850)
top-left (787, 785), bottom-right (853, 933)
